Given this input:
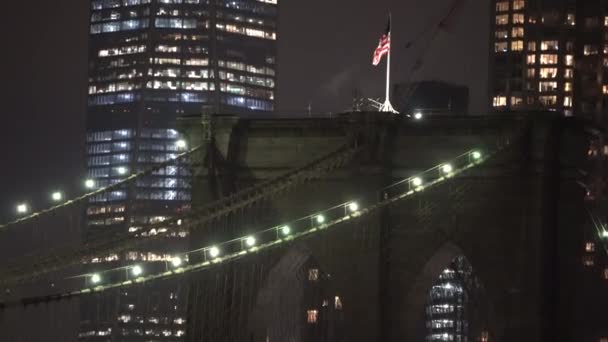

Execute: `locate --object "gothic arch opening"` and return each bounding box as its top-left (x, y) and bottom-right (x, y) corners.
top-left (423, 255), bottom-right (489, 342)
top-left (249, 246), bottom-right (345, 342)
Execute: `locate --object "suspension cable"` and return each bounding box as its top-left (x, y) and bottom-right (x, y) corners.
top-left (0, 143), bottom-right (507, 308)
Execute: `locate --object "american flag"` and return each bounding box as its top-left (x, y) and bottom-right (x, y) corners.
top-left (372, 17), bottom-right (391, 66)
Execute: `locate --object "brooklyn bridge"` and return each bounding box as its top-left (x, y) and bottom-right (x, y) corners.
top-left (0, 112), bottom-right (594, 341)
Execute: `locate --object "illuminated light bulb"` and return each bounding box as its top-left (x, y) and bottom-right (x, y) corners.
top-left (209, 246), bottom-right (220, 258)
top-left (348, 202), bottom-right (359, 212)
top-left (176, 139), bottom-right (187, 149)
top-left (281, 225), bottom-right (291, 236)
top-left (51, 191), bottom-right (63, 202)
top-left (472, 151), bottom-right (482, 160)
top-left (131, 265), bottom-right (143, 276)
top-left (117, 166), bottom-right (128, 175)
top-left (442, 164), bottom-right (453, 174)
top-left (85, 179), bottom-right (96, 189)
top-left (245, 236), bottom-right (256, 247)
top-left (16, 203), bottom-right (29, 214)
top-left (91, 273), bottom-right (101, 284)
top-left (412, 177), bottom-right (423, 187)
top-left (171, 256), bottom-right (182, 267)
top-left (316, 215), bottom-right (325, 224)
top-left (413, 112), bottom-right (423, 120)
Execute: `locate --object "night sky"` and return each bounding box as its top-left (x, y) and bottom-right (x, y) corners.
top-left (0, 0), bottom-right (488, 221)
top-left (0, 0), bottom-right (487, 338)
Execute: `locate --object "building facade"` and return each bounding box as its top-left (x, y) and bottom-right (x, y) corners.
top-left (491, 2), bottom-right (608, 341)
top-left (81, 0), bottom-right (278, 340)
top-left (490, 0), bottom-right (608, 126)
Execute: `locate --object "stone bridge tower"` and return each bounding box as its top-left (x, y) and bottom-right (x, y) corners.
top-left (179, 112), bottom-right (588, 342)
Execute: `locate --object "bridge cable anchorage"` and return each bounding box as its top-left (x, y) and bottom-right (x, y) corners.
top-left (0, 140), bottom-right (362, 286)
top-left (0, 146), bottom-right (507, 307)
top-left (0, 144), bottom-right (203, 232)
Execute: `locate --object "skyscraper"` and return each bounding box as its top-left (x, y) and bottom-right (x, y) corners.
top-left (424, 256), bottom-right (488, 342)
top-left (490, 0), bottom-right (607, 127)
top-left (81, 0), bottom-right (278, 339)
top-left (491, 2), bottom-right (608, 341)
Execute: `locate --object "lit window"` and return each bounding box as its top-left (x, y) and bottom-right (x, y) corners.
top-left (308, 268), bottom-right (319, 281)
top-left (511, 40), bottom-right (523, 51)
top-left (495, 42), bottom-right (508, 52)
top-left (511, 96), bottom-right (523, 106)
top-left (307, 310), bottom-right (318, 323)
top-left (334, 296), bottom-right (343, 310)
top-left (539, 95), bottom-right (557, 106)
top-left (540, 40), bottom-right (558, 51)
top-left (538, 81), bottom-right (557, 92)
top-left (513, 0), bottom-right (524, 10)
top-left (605, 16), bottom-right (608, 26)
top-left (495, 1), bottom-right (508, 12)
top-left (495, 30), bottom-right (508, 39)
top-left (566, 13), bottom-right (575, 25)
top-left (539, 68), bottom-right (557, 78)
top-left (528, 42), bottom-right (536, 51)
top-left (604, 85), bottom-right (608, 95)
top-left (540, 54), bottom-right (558, 64)
top-left (564, 82), bottom-right (572, 92)
top-left (564, 96), bottom-right (572, 107)
top-left (493, 96), bottom-right (507, 107)
top-left (526, 68), bottom-right (536, 78)
top-left (603, 269), bottom-right (608, 280)
top-left (565, 55), bottom-right (574, 66)
top-left (584, 45), bottom-right (598, 55)
top-left (98, 45), bottom-right (146, 57)
top-left (526, 54), bottom-right (536, 64)
top-left (513, 13), bottom-right (525, 24)
top-left (496, 14), bottom-right (509, 25)
top-left (481, 331), bottom-right (490, 342)
top-left (511, 27), bottom-right (524, 38)
top-left (564, 68), bottom-right (573, 79)
top-left (217, 22), bottom-right (276, 40)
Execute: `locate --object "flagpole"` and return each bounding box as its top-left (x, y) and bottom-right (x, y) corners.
top-left (385, 31), bottom-right (391, 103)
top-left (380, 15), bottom-right (398, 114)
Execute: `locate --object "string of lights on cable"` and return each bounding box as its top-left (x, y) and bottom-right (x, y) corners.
top-left (0, 141), bottom-right (360, 287)
top-left (1, 139), bottom-right (198, 232)
top-left (0, 147), bottom-right (494, 308)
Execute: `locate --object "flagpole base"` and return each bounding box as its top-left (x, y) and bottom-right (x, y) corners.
top-left (379, 100), bottom-right (399, 114)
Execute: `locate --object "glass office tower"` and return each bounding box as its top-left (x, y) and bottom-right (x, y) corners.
top-left (80, 0), bottom-right (278, 340)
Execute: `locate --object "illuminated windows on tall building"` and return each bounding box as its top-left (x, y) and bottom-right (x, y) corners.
top-left (490, 0), bottom-right (608, 119)
top-left (82, 0), bottom-right (278, 341)
top-left (424, 256), bottom-right (488, 342)
top-left (306, 310), bottom-right (318, 324)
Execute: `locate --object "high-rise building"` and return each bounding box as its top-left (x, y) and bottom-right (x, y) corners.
top-left (424, 256), bottom-right (488, 342)
top-left (491, 2), bottom-right (608, 341)
top-left (490, 0), bottom-right (608, 127)
top-left (80, 0), bottom-right (278, 340)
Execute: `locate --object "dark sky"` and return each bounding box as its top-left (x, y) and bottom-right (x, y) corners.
top-left (0, 0), bottom-right (488, 221)
top-left (0, 0), bottom-right (487, 338)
